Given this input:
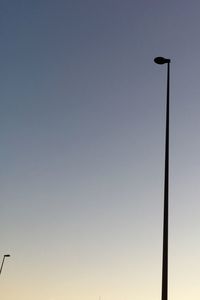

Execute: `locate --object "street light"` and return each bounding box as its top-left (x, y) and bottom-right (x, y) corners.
top-left (0, 254), bottom-right (10, 275)
top-left (154, 56), bottom-right (171, 300)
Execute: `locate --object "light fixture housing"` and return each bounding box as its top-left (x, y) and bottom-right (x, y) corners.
top-left (154, 57), bottom-right (171, 64)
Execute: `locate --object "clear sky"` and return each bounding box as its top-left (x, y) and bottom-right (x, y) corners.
top-left (1, 0), bottom-right (200, 299)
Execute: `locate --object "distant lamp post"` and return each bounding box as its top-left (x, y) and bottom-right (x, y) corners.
top-left (0, 254), bottom-right (10, 275)
top-left (154, 56), bottom-right (171, 300)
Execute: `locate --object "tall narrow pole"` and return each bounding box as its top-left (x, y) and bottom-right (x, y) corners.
top-left (154, 56), bottom-right (171, 300)
top-left (162, 61), bottom-right (170, 300)
top-left (0, 256), bottom-right (6, 275)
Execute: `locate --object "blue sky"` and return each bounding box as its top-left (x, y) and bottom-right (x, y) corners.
top-left (1, 1), bottom-right (200, 299)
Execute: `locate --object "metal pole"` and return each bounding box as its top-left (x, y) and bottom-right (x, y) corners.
top-left (154, 56), bottom-right (171, 300)
top-left (0, 256), bottom-right (6, 275)
top-left (161, 61), bottom-right (170, 300)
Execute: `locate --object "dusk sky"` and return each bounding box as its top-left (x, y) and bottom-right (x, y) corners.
top-left (1, 1), bottom-right (200, 299)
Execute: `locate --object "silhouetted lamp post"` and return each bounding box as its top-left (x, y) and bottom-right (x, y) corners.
top-left (0, 254), bottom-right (10, 275)
top-left (154, 56), bottom-right (171, 300)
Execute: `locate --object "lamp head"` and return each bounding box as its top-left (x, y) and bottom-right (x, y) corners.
top-left (154, 57), bottom-right (171, 64)
top-left (4, 255), bottom-right (10, 257)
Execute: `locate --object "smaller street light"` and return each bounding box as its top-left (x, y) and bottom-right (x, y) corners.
top-left (0, 254), bottom-right (11, 275)
top-left (154, 56), bottom-right (171, 300)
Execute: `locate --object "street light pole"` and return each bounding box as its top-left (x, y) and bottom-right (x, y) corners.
top-left (154, 56), bottom-right (171, 300)
top-left (0, 254), bottom-right (10, 275)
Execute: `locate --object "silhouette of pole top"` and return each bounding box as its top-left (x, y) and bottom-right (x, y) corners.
top-left (0, 254), bottom-right (11, 275)
top-left (154, 57), bottom-right (171, 64)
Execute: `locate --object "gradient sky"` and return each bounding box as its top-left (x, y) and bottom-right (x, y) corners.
top-left (1, 1), bottom-right (200, 299)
